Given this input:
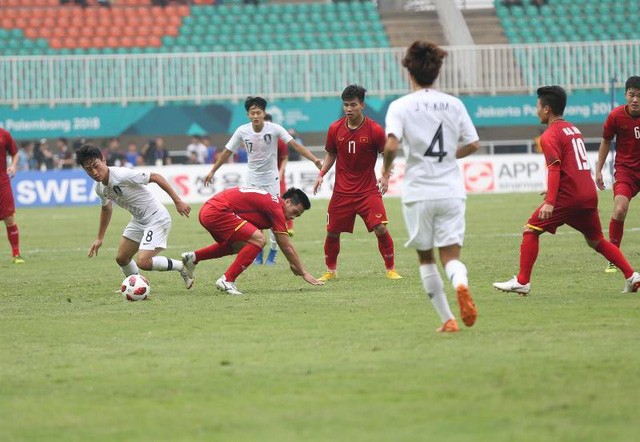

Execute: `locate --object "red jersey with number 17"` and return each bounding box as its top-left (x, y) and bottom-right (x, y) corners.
top-left (540, 119), bottom-right (597, 209)
top-left (325, 116), bottom-right (386, 196)
top-left (0, 128), bottom-right (18, 183)
top-left (602, 105), bottom-right (640, 173)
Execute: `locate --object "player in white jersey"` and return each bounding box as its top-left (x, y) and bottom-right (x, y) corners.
top-left (204, 96), bottom-right (322, 265)
top-left (76, 144), bottom-right (195, 290)
top-left (379, 41), bottom-right (479, 333)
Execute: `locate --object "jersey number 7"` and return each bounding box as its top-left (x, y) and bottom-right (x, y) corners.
top-left (424, 122), bottom-right (447, 162)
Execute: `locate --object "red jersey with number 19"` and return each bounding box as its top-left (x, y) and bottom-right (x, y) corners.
top-left (325, 116), bottom-right (386, 196)
top-left (602, 105), bottom-right (640, 173)
top-left (540, 119), bottom-right (598, 209)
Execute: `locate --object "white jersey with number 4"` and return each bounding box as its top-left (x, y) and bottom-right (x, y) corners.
top-left (95, 167), bottom-right (169, 225)
top-left (385, 89), bottom-right (479, 203)
top-left (225, 121), bottom-right (293, 189)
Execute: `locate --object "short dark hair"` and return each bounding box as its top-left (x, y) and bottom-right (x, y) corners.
top-left (625, 76), bottom-right (640, 91)
top-left (282, 187), bottom-right (311, 210)
top-left (244, 96), bottom-right (267, 112)
top-left (402, 41), bottom-right (447, 87)
top-left (341, 84), bottom-right (366, 103)
top-left (264, 113), bottom-right (273, 121)
top-left (536, 85), bottom-right (567, 116)
top-left (75, 143), bottom-right (103, 167)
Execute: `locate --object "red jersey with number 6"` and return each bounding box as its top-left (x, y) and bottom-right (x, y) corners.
top-left (602, 105), bottom-right (640, 173)
top-left (325, 116), bottom-right (386, 197)
top-left (540, 119), bottom-right (597, 209)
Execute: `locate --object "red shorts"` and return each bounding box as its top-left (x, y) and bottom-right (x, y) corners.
top-left (0, 180), bottom-right (16, 220)
top-left (526, 204), bottom-right (603, 241)
top-left (327, 192), bottom-right (388, 233)
top-left (613, 168), bottom-right (640, 199)
top-left (198, 202), bottom-right (258, 245)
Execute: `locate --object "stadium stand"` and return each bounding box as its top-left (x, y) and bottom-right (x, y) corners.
top-left (0, 1), bottom-right (389, 55)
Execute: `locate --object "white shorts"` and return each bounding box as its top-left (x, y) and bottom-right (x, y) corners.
top-left (248, 177), bottom-right (280, 197)
top-left (402, 198), bottom-right (466, 250)
top-left (122, 215), bottom-right (172, 251)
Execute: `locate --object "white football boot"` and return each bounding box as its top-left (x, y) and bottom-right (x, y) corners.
top-left (216, 275), bottom-right (243, 296)
top-left (493, 276), bottom-right (531, 295)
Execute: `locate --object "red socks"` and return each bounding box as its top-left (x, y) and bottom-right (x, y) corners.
top-left (517, 231), bottom-right (539, 285)
top-left (376, 230), bottom-right (395, 270)
top-left (324, 236), bottom-right (340, 271)
top-left (6, 224), bottom-right (20, 257)
top-left (194, 243), bottom-right (234, 262)
top-left (225, 243), bottom-right (262, 282)
top-left (596, 239), bottom-right (634, 278)
top-left (609, 218), bottom-right (624, 248)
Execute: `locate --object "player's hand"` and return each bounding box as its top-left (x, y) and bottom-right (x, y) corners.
top-left (302, 272), bottom-right (324, 286)
top-left (378, 175), bottom-right (390, 195)
top-left (595, 171), bottom-right (605, 190)
top-left (175, 200), bottom-right (191, 217)
top-left (6, 165), bottom-right (16, 178)
top-left (87, 239), bottom-right (103, 258)
top-left (203, 170), bottom-right (215, 187)
top-left (539, 203), bottom-right (554, 220)
top-left (313, 175), bottom-right (323, 195)
top-left (314, 159), bottom-right (323, 170)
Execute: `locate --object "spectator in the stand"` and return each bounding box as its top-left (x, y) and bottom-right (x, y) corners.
top-left (17, 141), bottom-right (35, 172)
top-left (34, 139), bottom-right (54, 171)
top-left (56, 137), bottom-right (75, 169)
top-left (124, 142), bottom-right (141, 167)
top-left (155, 137), bottom-right (172, 166)
top-left (187, 151), bottom-right (199, 165)
top-left (104, 137), bottom-right (124, 167)
top-left (186, 135), bottom-right (208, 165)
top-left (503, 0), bottom-right (523, 6)
top-left (287, 128), bottom-right (302, 161)
top-left (97, 0), bottom-right (111, 7)
top-left (235, 146), bottom-right (248, 163)
top-left (203, 136), bottom-right (217, 164)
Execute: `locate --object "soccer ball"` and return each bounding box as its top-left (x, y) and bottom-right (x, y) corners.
top-left (120, 274), bottom-right (150, 301)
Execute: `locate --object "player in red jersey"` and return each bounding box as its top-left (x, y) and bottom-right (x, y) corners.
top-left (0, 128), bottom-right (24, 264)
top-left (181, 187), bottom-right (323, 295)
top-left (313, 84), bottom-right (402, 281)
top-left (595, 76), bottom-right (640, 273)
top-left (494, 86), bottom-right (640, 295)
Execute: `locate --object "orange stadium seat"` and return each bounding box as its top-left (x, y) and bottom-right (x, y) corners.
top-left (0, 17), bottom-right (13, 28)
top-left (105, 36), bottom-right (119, 48)
top-left (24, 28), bottom-right (38, 39)
top-left (78, 37), bottom-right (91, 49)
top-left (49, 37), bottom-right (63, 49)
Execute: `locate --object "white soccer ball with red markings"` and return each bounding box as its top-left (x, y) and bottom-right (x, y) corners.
top-left (120, 274), bottom-right (150, 301)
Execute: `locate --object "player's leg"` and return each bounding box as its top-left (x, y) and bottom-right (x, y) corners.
top-left (403, 200), bottom-right (456, 332)
top-left (217, 225), bottom-right (265, 295)
top-left (0, 186), bottom-right (22, 263)
top-left (115, 236), bottom-right (142, 276)
top-left (360, 193), bottom-right (401, 279)
top-left (605, 178), bottom-right (635, 272)
top-left (319, 195), bottom-right (354, 280)
top-left (265, 229), bottom-right (278, 265)
top-left (573, 209), bottom-right (639, 291)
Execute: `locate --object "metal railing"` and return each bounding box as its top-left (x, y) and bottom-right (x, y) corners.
top-left (1, 40), bottom-right (639, 108)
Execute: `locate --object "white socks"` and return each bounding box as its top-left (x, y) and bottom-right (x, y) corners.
top-left (269, 230), bottom-right (277, 251)
top-left (445, 259), bottom-right (468, 289)
top-left (151, 256), bottom-right (184, 272)
top-left (120, 260), bottom-right (139, 277)
top-left (420, 264), bottom-right (454, 323)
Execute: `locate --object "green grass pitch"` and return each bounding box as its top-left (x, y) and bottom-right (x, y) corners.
top-left (1, 191), bottom-right (639, 441)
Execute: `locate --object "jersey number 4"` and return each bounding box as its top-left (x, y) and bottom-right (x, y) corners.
top-left (424, 123), bottom-right (447, 162)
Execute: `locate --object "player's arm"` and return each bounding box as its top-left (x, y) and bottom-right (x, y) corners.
top-left (456, 141), bottom-right (480, 159)
top-left (7, 152), bottom-right (18, 177)
top-left (313, 152), bottom-right (336, 195)
top-left (279, 153), bottom-right (288, 180)
top-left (149, 172), bottom-right (191, 217)
top-left (288, 139), bottom-right (322, 169)
top-left (595, 138), bottom-right (612, 190)
top-left (379, 134), bottom-right (399, 195)
top-left (88, 202), bottom-right (113, 258)
top-left (204, 149), bottom-right (233, 186)
top-left (274, 232), bottom-right (323, 286)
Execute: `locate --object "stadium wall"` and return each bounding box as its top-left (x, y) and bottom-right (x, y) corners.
top-left (12, 153), bottom-right (614, 208)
